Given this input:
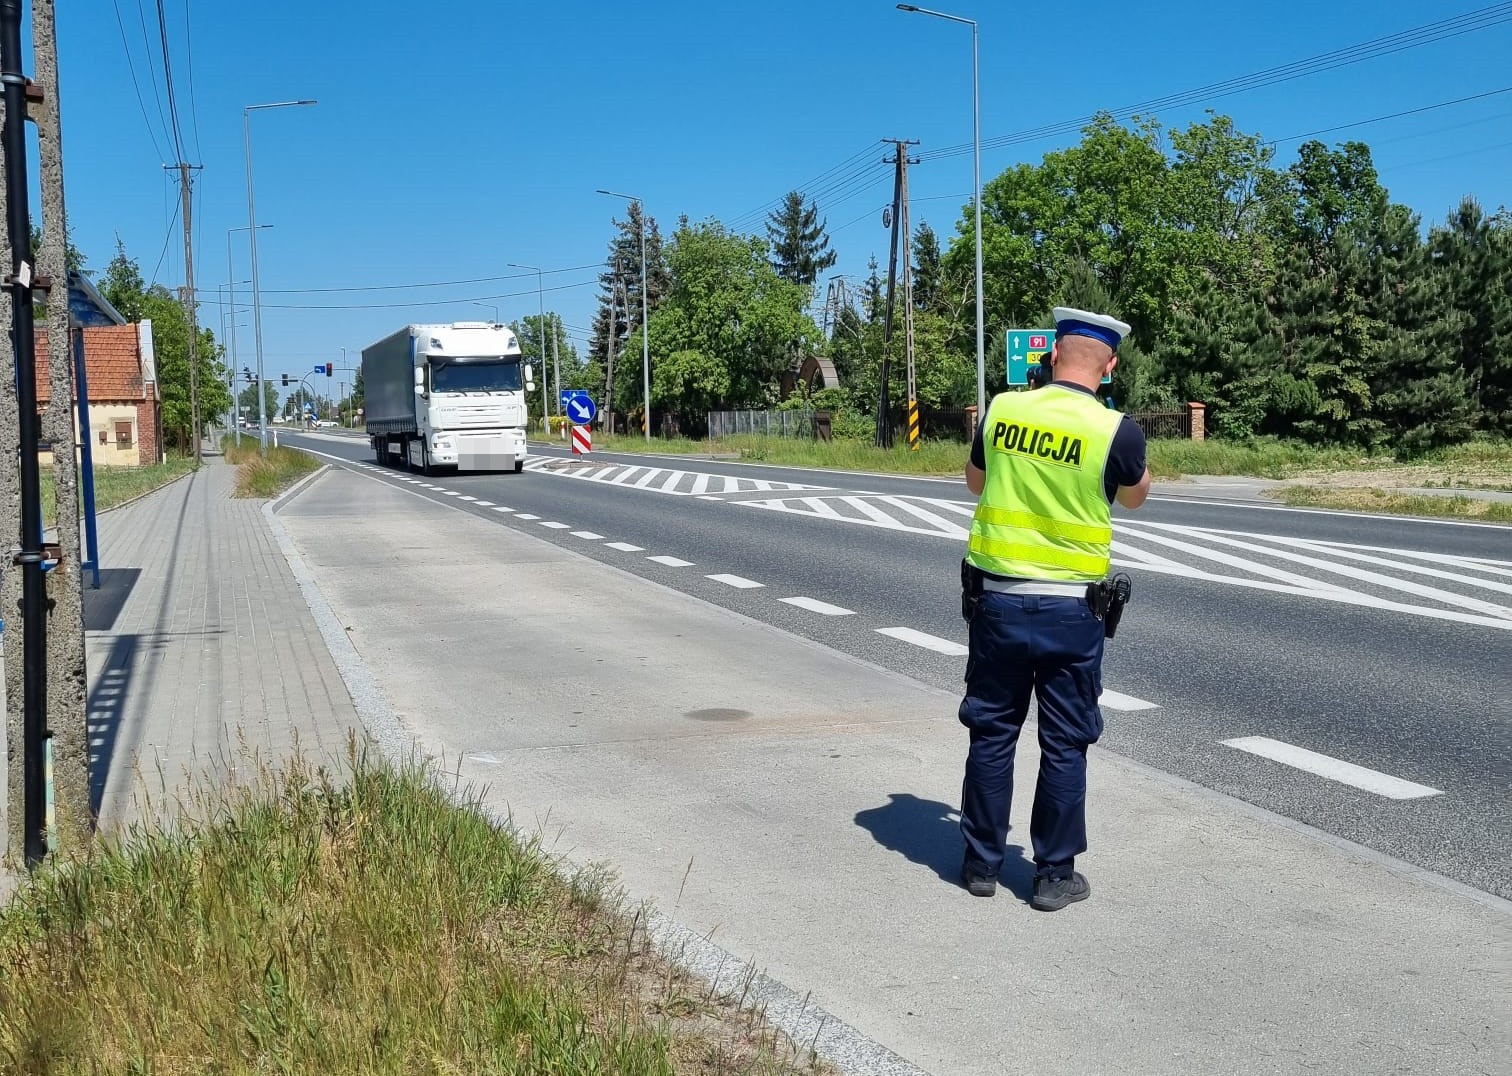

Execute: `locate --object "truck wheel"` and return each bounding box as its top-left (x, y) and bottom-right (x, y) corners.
top-left (513, 460), bottom-right (524, 474)
top-left (419, 443), bottom-right (433, 476)
top-left (374, 437), bottom-right (387, 465)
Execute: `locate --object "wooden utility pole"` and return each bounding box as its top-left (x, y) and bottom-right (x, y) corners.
top-left (603, 259), bottom-right (622, 432)
top-left (171, 162), bottom-right (202, 462)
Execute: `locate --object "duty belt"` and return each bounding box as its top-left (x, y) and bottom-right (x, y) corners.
top-left (980, 577), bottom-right (1092, 598)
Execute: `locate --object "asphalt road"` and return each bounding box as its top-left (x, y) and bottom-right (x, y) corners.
top-left (285, 430), bottom-right (1512, 898)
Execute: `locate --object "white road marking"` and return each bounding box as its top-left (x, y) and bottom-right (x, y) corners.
top-left (459, 495), bottom-right (478, 501)
top-left (1221, 736), bottom-right (1443, 800)
top-left (571, 530), bottom-right (604, 540)
top-left (491, 506), bottom-right (514, 513)
top-left (1098, 689), bottom-right (1159, 711)
top-left (647, 555), bottom-right (694, 567)
top-left (515, 513), bottom-right (540, 520)
top-left (779, 596), bottom-right (856, 616)
top-left (539, 521), bottom-right (571, 530)
top-left (875, 626), bottom-right (969, 656)
top-left (606, 542), bottom-right (644, 552)
top-left (707, 573), bottom-right (764, 589)
top-left (474, 500), bottom-right (494, 507)
top-left (697, 495), bottom-right (724, 501)
top-left (441, 491), bottom-right (461, 497)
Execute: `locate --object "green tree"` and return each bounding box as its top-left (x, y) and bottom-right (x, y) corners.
top-left (643, 218), bottom-right (823, 426)
top-left (1432, 198), bottom-right (1512, 434)
top-left (912, 222), bottom-right (943, 313)
top-left (766, 190), bottom-right (837, 287)
top-left (98, 238), bottom-right (147, 321)
top-left (237, 379), bottom-right (279, 423)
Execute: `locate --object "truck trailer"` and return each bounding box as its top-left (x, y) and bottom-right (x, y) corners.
top-left (363, 322), bottom-right (536, 474)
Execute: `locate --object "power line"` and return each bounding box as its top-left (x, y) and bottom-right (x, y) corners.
top-left (257, 276), bottom-right (601, 310)
top-left (726, 140), bottom-right (883, 229)
top-left (110, 0), bottom-right (166, 161)
top-left (182, 0), bottom-right (202, 160)
top-left (918, 2), bottom-right (1512, 162)
top-left (1265, 84), bottom-right (1512, 145)
top-left (133, 0), bottom-right (173, 157)
top-left (251, 261), bottom-right (602, 295)
top-left (147, 193), bottom-right (182, 286)
top-left (153, 0), bottom-right (187, 162)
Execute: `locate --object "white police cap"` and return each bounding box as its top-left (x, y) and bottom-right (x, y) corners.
top-left (1053, 307), bottom-right (1131, 350)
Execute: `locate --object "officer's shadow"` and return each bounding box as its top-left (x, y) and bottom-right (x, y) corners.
top-left (854, 793), bottom-right (1036, 904)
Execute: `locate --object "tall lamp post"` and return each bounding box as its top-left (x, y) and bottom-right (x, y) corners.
top-left (507, 262), bottom-right (551, 429)
top-left (897, 4), bottom-right (984, 418)
top-left (596, 189), bottom-right (651, 441)
top-left (227, 224), bottom-right (270, 439)
top-left (244, 99), bottom-right (315, 449)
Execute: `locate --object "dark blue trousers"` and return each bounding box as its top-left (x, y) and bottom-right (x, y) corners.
top-left (959, 591), bottom-right (1106, 881)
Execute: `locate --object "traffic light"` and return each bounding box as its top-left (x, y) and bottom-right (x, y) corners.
top-left (325, 363), bottom-right (333, 377)
top-left (244, 369), bottom-right (253, 383)
top-left (282, 374), bottom-right (290, 387)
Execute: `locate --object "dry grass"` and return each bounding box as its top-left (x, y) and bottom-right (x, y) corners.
top-left (222, 436), bottom-right (321, 498)
top-left (1277, 485), bottom-right (1512, 521)
top-left (0, 747), bottom-right (831, 1075)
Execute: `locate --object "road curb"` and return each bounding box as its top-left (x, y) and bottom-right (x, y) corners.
top-left (261, 466), bottom-right (932, 1076)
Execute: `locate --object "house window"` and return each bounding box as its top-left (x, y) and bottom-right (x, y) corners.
top-left (114, 420), bottom-right (134, 447)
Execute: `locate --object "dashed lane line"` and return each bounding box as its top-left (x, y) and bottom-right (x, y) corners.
top-left (708, 573), bottom-right (764, 589)
top-left (1221, 736), bottom-right (1443, 800)
top-left (571, 531), bottom-right (605, 540)
top-left (491, 506), bottom-right (514, 513)
top-left (539, 521), bottom-right (571, 530)
top-left (1099, 689), bottom-right (1160, 712)
top-left (606, 542), bottom-right (645, 552)
top-left (648, 555), bottom-right (694, 567)
top-left (516, 513), bottom-right (541, 520)
top-left (875, 626), bottom-right (969, 656)
top-left (779, 596), bottom-right (856, 616)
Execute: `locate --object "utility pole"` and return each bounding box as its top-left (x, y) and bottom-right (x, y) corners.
top-left (550, 311), bottom-right (561, 431)
top-left (875, 139), bottom-right (917, 449)
top-left (900, 153), bottom-right (919, 451)
top-left (1, 0), bottom-right (51, 867)
top-left (172, 163), bottom-right (203, 462)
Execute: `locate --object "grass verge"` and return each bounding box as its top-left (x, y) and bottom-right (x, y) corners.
top-left (1277, 485), bottom-right (1512, 522)
top-left (584, 432), bottom-right (1512, 487)
top-left (222, 435), bottom-right (321, 498)
top-left (0, 748), bottom-right (827, 1074)
top-left (41, 456), bottom-right (199, 526)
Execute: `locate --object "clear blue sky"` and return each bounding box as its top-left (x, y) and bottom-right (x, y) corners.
top-left (54, 1), bottom-right (1512, 406)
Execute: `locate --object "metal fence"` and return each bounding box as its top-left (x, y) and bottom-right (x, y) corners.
top-left (1130, 410), bottom-right (1192, 439)
top-left (707, 409), bottom-right (816, 439)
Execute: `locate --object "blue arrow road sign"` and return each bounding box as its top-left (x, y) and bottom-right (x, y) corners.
top-left (560, 390), bottom-right (597, 424)
top-left (314, 364), bottom-right (327, 375)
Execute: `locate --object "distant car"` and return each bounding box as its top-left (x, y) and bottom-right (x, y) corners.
top-left (314, 419), bottom-right (338, 428)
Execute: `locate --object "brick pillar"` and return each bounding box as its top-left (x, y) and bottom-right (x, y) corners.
top-left (1187, 402), bottom-right (1206, 442)
top-left (966, 404), bottom-right (979, 442)
top-left (137, 400), bottom-right (160, 465)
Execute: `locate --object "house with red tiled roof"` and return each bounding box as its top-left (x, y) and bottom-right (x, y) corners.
top-left (35, 322), bottom-right (163, 467)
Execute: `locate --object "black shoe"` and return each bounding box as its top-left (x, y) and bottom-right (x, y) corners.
top-left (1032, 871), bottom-right (1090, 911)
top-left (960, 863), bottom-right (998, 898)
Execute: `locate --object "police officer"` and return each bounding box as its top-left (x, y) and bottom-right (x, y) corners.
top-left (958, 307), bottom-right (1150, 911)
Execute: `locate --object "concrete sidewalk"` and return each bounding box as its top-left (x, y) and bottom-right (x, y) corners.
top-left (277, 466), bottom-right (1511, 1076)
top-left (2, 458), bottom-right (362, 868)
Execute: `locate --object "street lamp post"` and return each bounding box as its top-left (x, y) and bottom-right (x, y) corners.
top-left (506, 262), bottom-right (551, 429)
top-left (473, 302), bottom-right (499, 324)
top-left (244, 99), bottom-right (315, 449)
top-left (227, 224), bottom-right (270, 441)
top-left (897, 4), bottom-right (984, 418)
top-left (596, 190), bottom-right (651, 440)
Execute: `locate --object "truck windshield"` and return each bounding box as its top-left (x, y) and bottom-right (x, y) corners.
top-left (431, 360), bottom-right (523, 393)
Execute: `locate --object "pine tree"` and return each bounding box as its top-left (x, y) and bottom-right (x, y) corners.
top-left (862, 255), bottom-right (883, 323)
top-left (912, 222), bottom-right (942, 312)
top-left (1432, 198), bottom-right (1512, 435)
top-left (766, 190), bottom-right (837, 287)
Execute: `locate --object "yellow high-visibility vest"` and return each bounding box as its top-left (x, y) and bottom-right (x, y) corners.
top-left (967, 386), bottom-right (1124, 582)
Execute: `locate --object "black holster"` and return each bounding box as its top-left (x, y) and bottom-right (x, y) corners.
top-left (1086, 573), bottom-right (1133, 638)
top-left (960, 558), bottom-right (984, 622)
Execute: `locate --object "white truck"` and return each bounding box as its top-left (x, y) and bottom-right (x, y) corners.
top-left (363, 322), bottom-right (535, 474)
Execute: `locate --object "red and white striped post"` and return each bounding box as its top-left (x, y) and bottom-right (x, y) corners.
top-left (571, 424), bottom-right (591, 456)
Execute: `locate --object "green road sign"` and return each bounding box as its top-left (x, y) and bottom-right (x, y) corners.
top-left (1006, 329), bottom-right (1054, 387)
top-left (1006, 328), bottom-right (1113, 387)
